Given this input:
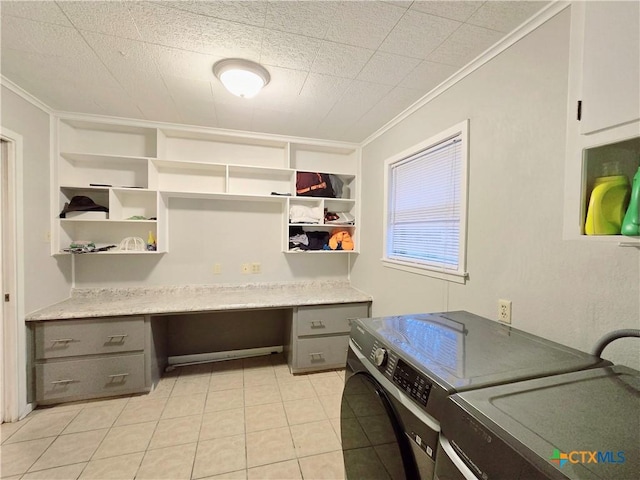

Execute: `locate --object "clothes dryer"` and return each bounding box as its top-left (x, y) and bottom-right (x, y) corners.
top-left (340, 311), bottom-right (611, 480)
top-left (436, 365), bottom-right (639, 479)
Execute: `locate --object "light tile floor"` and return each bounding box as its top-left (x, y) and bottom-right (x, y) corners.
top-left (1, 354), bottom-right (347, 480)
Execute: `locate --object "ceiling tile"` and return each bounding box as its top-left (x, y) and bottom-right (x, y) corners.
top-left (409, 1), bottom-right (483, 22)
top-left (382, 1), bottom-right (413, 8)
top-left (126, 2), bottom-right (207, 52)
top-left (1, 48), bottom-right (124, 115)
top-left (1, 15), bottom-right (94, 60)
top-left (213, 102), bottom-right (254, 132)
top-left (159, 0), bottom-right (267, 27)
top-left (163, 75), bottom-right (215, 105)
top-left (250, 107), bottom-right (298, 136)
top-left (343, 91), bottom-right (424, 140)
top-left (1, 46), bottom-right (119, 90)
top-left (297, 73), bottom-right (353, 114)
top-left (325, 1), bottom-right (406, 49)
top-left (176, 102), bottom-right (219, 130)
top-left (260, 29), bottom-right (321, 70)
top-left (467, 1), bottom-right (549, 33)
top-left (379, 9), bottom-right (461, 59)
top-left (58, 1), bottom-right (141, 40)
top-left (0, 1), bottom-right (72, 27)
top-left (81, 32), bottom-right (160, 77)
top-left (136, 97), bottom-right (182, 124)
top-left (116, 70), bottom-right (174, 104)
top-left (147, 44), bottom-right (220, 83)
top-left (247, 66), bottom-right (309, 111)
top-left (357, 52), bottom-right (421, 86)
top-left (427, 24), bottom-right (504, 67)
top-left (1, 15), bottom-right (43, 54)
top-left (400, 60), bottom-right (459, 90)
top-left (0, 0), bottom-right (550, 143)
top-left (90, 85), bottom-right (145, 119)
top-left (265, 1), bottom-right (340, 39)
top-left (199, 17), bottom-right (263, 60)
top-left (310, 41), bottom-right (373, 79)
top-left (320, 80), bottom-right (393, 132)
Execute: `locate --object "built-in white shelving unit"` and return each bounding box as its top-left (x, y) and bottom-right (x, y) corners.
top-left (53, 117), bottom-right (361, 255)
top-left (564, 1), bottom-right (640, 244)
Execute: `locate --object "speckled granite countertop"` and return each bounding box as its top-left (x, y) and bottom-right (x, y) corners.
top-left (26, 281), bottom-right (372, 321)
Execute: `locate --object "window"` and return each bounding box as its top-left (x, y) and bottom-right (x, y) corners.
top-left (383, 120), bottom-right (469, 283)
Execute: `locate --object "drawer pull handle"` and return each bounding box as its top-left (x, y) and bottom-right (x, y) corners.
top-left (310, 321), bottom-right (325, 328)
top-left (108, 373), bottom-right (130, 378)
top-left (107, 334), bottom-right (128, 340)
top-left (51, 338), bottom-right (73, 343)
top-left (309, 352), bottom-right (324, 358)
top-left (50, 379), bottom-right (74, 385)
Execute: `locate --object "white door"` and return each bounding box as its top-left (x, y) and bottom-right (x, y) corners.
top-left (1, 131), bottom-right (22, 423)
top-left (580, 1), bottom-right (640, 134)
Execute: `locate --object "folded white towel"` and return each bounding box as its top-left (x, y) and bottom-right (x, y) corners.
top-left (290, 205), bottom-right (323, 224)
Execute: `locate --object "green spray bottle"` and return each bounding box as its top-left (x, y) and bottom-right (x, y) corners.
top-left (621, 166), bottom-right (640, 236)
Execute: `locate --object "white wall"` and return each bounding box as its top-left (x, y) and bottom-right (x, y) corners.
top-left (74, 198), bottom-right (349, 287)
top-left (350, 9), bottom-right (640, 369)
top-left (1, 86), bottom-right (72, 313)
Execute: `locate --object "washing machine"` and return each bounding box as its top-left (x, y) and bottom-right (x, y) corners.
top-left (340, 311), bottom-right (611, 480)
top-left (435, 364), bottom-right (639, 480)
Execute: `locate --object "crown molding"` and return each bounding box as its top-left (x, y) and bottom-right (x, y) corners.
top-left (361, 1), bottom-right (571, 148)
top-left (1, 75), bottom-right (54, 115)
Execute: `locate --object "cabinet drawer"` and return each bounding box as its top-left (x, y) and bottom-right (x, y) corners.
top-left (297, 303), bottom-right (369, 337)
top-left (296, 335), bottom-right (350, 370)
top-left (36, 353), bottom-right (145, 402)
top-left (35, 317), bottom-right (144, 359)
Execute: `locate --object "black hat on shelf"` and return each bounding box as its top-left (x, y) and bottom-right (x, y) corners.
top-left (59, 196), bottom-right (109, 218)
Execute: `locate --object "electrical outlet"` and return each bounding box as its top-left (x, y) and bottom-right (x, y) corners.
top-left (212, 263), bottom-right (221, 274)
top-left (251, 262), bottom-right (261, 274)
top-left (241, 263), bottom-right (251, 274)
top-left (498, 299), bottom-right (512, 324)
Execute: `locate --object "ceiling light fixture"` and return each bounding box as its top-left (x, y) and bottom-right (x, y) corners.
top-left (213, 58), bottom-right (270, 99)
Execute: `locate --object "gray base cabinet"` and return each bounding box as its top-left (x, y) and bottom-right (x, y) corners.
top-left (286, 303), bottom-right (370, 374)
top-left (33, 316), bottom-right (153, 405)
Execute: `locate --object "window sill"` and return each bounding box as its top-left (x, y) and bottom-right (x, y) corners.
top-left (381, 259), bottom-right (468, 284)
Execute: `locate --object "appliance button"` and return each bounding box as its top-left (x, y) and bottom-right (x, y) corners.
top-left (373, 347), bottom-right (388, 367)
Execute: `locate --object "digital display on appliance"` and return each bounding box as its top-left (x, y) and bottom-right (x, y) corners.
top-left (393, 358), bottom-right (432, 406)
top-left (380, 315), bottom-right (466, 380)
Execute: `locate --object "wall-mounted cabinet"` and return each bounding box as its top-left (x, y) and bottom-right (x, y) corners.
top-left (53, 117), bottom-right (360, 255)
top-left (564, 1), bottom-right (640, 244)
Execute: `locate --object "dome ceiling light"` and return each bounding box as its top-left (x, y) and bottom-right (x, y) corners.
top-left (213, 58), bottom-right (270, 99)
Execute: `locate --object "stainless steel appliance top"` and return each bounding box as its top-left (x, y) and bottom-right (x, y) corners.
top-left (350, 311), bottom-right (611, 419)
top-left (443, 365), bottom-right (640, 479)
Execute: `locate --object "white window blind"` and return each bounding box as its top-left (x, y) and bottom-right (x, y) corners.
top-left (384, 121), bottom-right (468, 280)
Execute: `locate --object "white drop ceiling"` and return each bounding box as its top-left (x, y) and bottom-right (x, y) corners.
top-left (1, 1), bottom-right (549, 143)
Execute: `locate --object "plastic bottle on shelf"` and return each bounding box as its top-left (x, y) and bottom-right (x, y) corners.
top-left (621, 166), bottom-right (640, 236)
top-left (147, 231), bottom-right (157, 251)
top-left (585, 161), bottom-right (631, 235)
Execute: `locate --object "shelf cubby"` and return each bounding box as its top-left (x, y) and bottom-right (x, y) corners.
top-left (158, 128), bottom-right (288, 168)
top-left (59, 120), bottom-right (157, 158)
top-left (59, 153), bottom-right (150, 189)
top-left (228, 166), bottom-right (293, 196)
top-left (150, 160), bottom-right (226, 194)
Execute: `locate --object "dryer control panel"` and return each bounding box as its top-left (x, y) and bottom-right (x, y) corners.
top-left (393, 358), bottom-right (432, 407)
top-left (360, 333), bottom-right (433, 409)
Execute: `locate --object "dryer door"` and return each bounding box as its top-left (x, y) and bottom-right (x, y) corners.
top-left (341, 371), bottom-right (418, 480)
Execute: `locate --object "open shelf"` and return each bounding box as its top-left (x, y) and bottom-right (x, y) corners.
top-left (55, 117), bottom-right (360, 255)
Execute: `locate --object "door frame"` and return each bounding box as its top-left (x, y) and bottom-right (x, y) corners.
top-left (1, 126), bottom-right (27, 422)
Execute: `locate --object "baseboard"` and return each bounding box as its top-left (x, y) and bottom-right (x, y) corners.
top-left (167, 346), bottom-right (283, 370)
